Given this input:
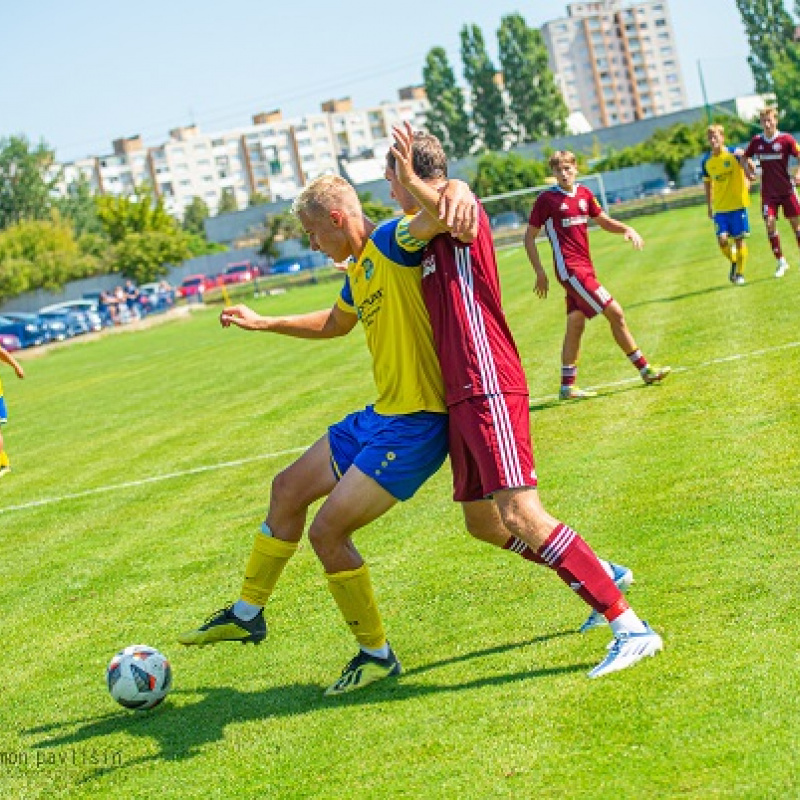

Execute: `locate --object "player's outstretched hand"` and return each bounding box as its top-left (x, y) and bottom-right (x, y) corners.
top-left (624, 227), bottom-right (644, 250)
top-left (534, 271), bottom-right (549, 299)
top-left (220, 304), bottom-right (263, 330)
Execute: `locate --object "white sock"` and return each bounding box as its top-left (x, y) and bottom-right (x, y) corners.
top-left (609, 609), bottom-right (647, 636)
top-left (360, 644), bottom-right (390, 659)
top-left (232, 600), bottom-right (262, 621)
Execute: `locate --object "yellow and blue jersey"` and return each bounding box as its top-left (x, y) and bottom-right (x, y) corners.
top-left (0, 375), bottom-right (7, 423)
top-left (337, 216), bottom-right (446, 416)
top-left (702, 147), bottom-right (750, 213)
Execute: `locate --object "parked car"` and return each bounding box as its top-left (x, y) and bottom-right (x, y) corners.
top-left (41, 300), bottom-right (104, 332)
top-left (269, 252), bottom-right (330, 275)
top-left (221, 262), bottom-right (259, 284)
top-left (0, 313), bottom-right (48, 347)
top-left (177, 274), bottom-right (219, 298)
top-left (38, 308), bottom-right (89, 339)
top-left (0, 333), bottom-right (21, 351)
top-left (490, 211), bottom-right (524, 231)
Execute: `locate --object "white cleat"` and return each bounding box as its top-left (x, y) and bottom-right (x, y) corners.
top-left (580, 563), bottom-right (634, 632)
top-left (588, 623), bottom-right (663, 678)
top-left (775, 258), bottom-right (790, 278)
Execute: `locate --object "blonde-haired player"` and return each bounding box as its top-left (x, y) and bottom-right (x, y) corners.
top-left (702, 124), bottom-right (750, 284)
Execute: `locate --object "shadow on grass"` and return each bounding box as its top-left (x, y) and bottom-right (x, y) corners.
top-left (529, 382), bottom-right (644, 413)
top-left (25, 631), bottom-right (588, 784)
top-left (627, 275), bottom-right (770, 309)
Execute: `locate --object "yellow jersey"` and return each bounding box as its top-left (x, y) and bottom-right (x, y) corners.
top-left (702, 147), bottom-right (750, 213)
top-left (337, 217), bottom-right (446, 415)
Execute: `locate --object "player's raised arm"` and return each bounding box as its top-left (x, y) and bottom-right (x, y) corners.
top-left (390, 122), bottom-right (477, 241)
top-left (220, 303), bottom-right (357, 339)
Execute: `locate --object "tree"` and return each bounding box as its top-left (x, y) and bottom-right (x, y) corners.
top-left (359, 192), bottom-right (397, 223)
top-left (0, 219), bottom-right (100, 304)
top-left (471, 151), bottom-right (548, 215)
top-left (96, 185), bottom-right (176, 244)
top-left (182, 196), bottom-right (210, 237)
top-left (499, 13), bottom-right (568, 144)
top-left (735, 0), bottom-right (794, 93)
top-left (422, 47), bottom-right (475, 159)
top-left (461, 24), bottom-right (507, 152)
top-left (259, 209), bottom-right (307, 259)
top-left (772, 42), bottom-right (800, 130)
top-left (0, 136), bottom-right (57, 230)
top-left (217, 188), bottom-right (239, 215)
top-left (248, 191), bottom-right (271, 207)
top-left (56, 174), bottom-right (104, 238)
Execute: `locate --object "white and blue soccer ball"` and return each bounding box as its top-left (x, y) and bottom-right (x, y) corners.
top-left (106, 645), bottom-right (172, 710)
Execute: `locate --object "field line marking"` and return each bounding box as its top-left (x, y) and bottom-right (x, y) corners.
top-left (0, 447), bottom-right (307, 516)
top-left (527, 339), bottom-right (800, 405)
top-left (3, 339), bottom-right (800, 516)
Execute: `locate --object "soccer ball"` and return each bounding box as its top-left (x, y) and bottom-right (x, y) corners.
top-left (106, 645), bottom-right (172, 710)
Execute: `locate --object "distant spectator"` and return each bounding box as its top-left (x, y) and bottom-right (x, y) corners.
top-left (158, 280), bottom-right (175, 309)
top-left (125, 280), bottom-right (142, 319)
top-left (98, 289), bottom-right (118, 326)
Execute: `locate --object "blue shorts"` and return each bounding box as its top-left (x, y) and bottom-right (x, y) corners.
top-left (0, 395), bottom-right (6, 424)
top-left (714, 209), bottom-right (750, 239)
top-left (328, 405), bottom-right (448, 501)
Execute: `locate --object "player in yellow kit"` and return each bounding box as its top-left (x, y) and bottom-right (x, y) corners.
top-left (702, 124), bottom-right (751, 284)
top-left (0, 344), bottom-right (25, 478)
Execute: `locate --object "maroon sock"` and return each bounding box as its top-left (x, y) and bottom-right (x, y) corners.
top-left (503, 536), bottom-right (543, 563)
top-left (770, 233), bottom-right (783, 258)
top-left (535, 523), bottom-right (627, 618)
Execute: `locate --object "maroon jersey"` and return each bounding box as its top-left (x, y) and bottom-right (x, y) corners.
top-left (421, 202), bottom-right (528, 406)
top-left (529, 185), bottom-right (603, 280)
top-left (744, 132), bottom-right (800, 202)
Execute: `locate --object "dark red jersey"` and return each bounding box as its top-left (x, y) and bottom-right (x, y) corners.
top-left (744, 132), bottom-right (800, 202)
top-left (528, 185), bottom-right (603, 279)
top-left (421, 202), bottom-right (528, 406)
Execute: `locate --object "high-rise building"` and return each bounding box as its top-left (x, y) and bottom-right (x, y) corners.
top-left (52, 90), bottom-right (429, 219)
top-left (541, 0), bottom-right (687, 129)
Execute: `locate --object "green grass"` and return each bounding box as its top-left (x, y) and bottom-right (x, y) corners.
top-left (1, 206), bottom-right (799, 798)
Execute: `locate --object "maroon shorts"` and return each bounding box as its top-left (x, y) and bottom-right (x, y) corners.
top-left (447, 394), bottom-right (538, 502)
top-left (561, 271), bottom-right (614, 319)
top-left (762, 193), bottom-right (800, 220)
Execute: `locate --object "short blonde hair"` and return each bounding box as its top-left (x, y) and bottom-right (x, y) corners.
top-left (549, 150), bottom-right (577, 171)
top-left (292, 174), bottom-right (361, 220)
top-left (760, 106), bottom-right (778, 120)
top-left (707, 124), bottom-right (725, 137)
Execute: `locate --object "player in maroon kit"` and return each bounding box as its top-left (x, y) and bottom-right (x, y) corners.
top-left (525, 151), bottom-right (670, 400)
top-left (741, 106), bottom-right (800, 278)
top-left (387, 124), bottom-right (663, 678)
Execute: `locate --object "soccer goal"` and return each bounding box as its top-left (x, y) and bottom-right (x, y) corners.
top-left (479, 173), bottom-right (608, 249)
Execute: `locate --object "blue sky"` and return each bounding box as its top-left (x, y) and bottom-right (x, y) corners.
top-left (1, 0), bottom-right (756, 162)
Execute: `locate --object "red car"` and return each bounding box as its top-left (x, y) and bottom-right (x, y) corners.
top-left (177, 274), bottom-right (218, 298)
top-left (221, 262), bottom-right (259, 285)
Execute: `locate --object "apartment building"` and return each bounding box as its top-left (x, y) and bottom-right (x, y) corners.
top-left (52, 91), bottom-right (429, 219)
top-left (541, 0), bottom-right (687, 129)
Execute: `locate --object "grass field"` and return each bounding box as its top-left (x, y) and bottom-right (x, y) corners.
top-left (1, 204), bottom-right (799, 798)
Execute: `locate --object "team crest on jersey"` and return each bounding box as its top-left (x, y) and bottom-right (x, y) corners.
top-left (362, 258), bottom-right (375, 280)
top-left (578, 199), bottom-right (588, 213)
top-left (560, 202), bottom-right (569, 211)
top-left (773, 142), bottom-right (781, 152)
top-left (422, 254), bottom-right (436, 278)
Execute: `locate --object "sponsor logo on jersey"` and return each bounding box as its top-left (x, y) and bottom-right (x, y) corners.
top-left (561, 216), bottom-right (589, 227)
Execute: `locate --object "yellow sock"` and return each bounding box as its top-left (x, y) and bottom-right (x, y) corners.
top-left (240, 533), bottom-right (298, 606)
top-left (326, 563), bottom-right (386, 649)
top-left (736, 241), bottom-right (748, 276)
top-left (0, 451), bottom-right (9, 468)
